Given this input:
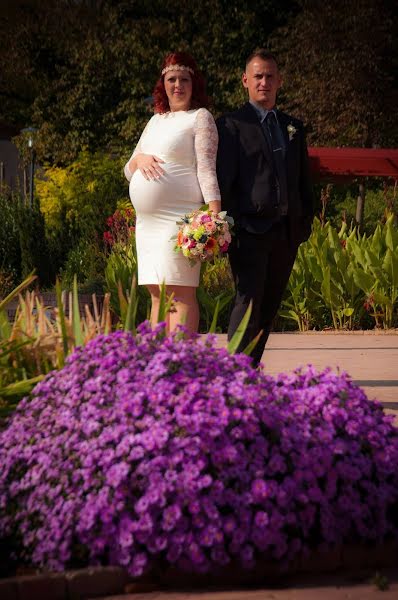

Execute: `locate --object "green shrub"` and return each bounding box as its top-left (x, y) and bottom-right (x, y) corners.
top-left (61, 238), bottom-right (106, 290)
top-left (36, 151), bottom-right (127, 279)
top-left (280, 215), bottom-right (398, 330)
top-left (0, 192), bottom-right (22, 289)
top-left (17, 202), bottom-right (53, 287)
top-left (198, 257), bottom-right (234, 333)
top-left (317, 181), bottom-right (397, 235)
top-left (104, 232), bottom-right (150, 324)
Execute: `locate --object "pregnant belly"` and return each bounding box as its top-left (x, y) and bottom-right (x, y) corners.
top-left (129, 163), bottom-right (202, 215)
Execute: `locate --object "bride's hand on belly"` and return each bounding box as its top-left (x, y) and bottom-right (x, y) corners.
top-left (133, 154), bottom-right (165, 180)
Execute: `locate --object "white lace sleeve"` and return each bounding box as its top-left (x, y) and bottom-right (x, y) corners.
top-left (123, 117), bottom-right (154, 182)
top-left (193, 109), bottom-right (221, 203)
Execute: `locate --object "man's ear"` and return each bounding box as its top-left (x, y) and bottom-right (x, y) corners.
top-left (242, 72), bottom-right (248, 89)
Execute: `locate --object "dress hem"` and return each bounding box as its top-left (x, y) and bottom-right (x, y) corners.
top-left (138, 281), bottom-right (199, 288)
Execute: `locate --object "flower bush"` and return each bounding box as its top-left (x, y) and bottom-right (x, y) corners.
top-left (103, 207), bottom-right (136, 249)
top-left (1, 324), bottom-right (398, 577)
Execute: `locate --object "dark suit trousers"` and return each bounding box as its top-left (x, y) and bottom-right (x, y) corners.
top-left (228, 222), bottom-right (298, 366)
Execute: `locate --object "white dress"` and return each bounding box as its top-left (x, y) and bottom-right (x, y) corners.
top-left (124, 108), bottom-right (221, 287)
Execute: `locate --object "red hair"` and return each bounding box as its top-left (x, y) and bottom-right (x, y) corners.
top-left (153, 52), bottom-right (210, 114)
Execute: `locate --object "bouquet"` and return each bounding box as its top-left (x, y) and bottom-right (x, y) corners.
top-left (174, 208), bottom-right (234, 264)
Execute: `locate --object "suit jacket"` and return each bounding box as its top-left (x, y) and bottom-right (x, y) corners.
top-left (216, 102), bottom-right (314, 244)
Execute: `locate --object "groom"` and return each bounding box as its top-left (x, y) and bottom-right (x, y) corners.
top-left (216, 49), bottom-right (314, 366)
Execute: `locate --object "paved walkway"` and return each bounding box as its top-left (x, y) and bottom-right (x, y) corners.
top-left (108, 332), bottom-right (398, 599)
top-left (106, 578), bottom-right (398, 600)
top-left (99, 570), bottom-right (398, 599)
top-left (262, 331), bottom-right (398, 422)
top-left (215, 331), bottom-right (398, 422)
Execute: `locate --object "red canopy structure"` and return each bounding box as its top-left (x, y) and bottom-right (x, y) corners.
top-left (307, 148), bottom-right (398, 226)
top-left (308, 147), bottom-right (398, 182)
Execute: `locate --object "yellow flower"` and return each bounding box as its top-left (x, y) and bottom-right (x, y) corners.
top-left (193, 226), bottom-right (206, 241)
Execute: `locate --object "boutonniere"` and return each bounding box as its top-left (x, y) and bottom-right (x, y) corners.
top-left (287, 123), bottom-right (297, 141)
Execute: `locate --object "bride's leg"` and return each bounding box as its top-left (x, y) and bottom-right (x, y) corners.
top-left (168, 286), bottom-right (199, 333)
top-left (146, 285), bottom-right (170, 332)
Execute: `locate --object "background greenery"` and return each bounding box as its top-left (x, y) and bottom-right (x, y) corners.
top-left (0, 0), bottom-right (397, 331)
top-left (1, 0), bottom-right (397, 163)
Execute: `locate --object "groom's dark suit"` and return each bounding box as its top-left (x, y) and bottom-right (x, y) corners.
top-left (216, 102), bottom-right (314, 365)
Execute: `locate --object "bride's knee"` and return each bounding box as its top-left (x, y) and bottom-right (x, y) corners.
top-left (171, 287), bottom-right (197, 305)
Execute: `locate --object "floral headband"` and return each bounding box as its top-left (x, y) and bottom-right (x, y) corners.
top-left (161, 64), bottom-right (194, 76)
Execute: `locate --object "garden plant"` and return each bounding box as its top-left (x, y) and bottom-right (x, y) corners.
top-left (280, 214), bottom-right (398, 331)
top-left (1, 323), bottom-right (397, 578)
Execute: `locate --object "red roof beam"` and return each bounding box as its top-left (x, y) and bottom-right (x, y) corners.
top-left (308, 148), bottom-right (398, 181)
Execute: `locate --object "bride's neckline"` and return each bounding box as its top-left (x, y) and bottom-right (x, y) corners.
top-left (162, 109), bottom-right (197, 115)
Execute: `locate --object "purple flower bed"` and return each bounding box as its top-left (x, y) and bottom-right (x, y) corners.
top-left (1, 323), bottom-right (398, 577)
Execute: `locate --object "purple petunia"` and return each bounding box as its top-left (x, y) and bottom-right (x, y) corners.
top-left (1, 322), bottom-right (398, 577)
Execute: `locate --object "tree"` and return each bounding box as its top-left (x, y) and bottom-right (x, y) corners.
top-left (1, 0), bottom-right (295, 162)
top-left (270, 0), bottom-right (398, 147)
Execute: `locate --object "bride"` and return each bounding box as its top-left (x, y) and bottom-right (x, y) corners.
top-left (124, 51), bottom-right (221, 333)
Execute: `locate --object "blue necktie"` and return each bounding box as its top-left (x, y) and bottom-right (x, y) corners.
top-left (264, 112), bottom-right (288, 216)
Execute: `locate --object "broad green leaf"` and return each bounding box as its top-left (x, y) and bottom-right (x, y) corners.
top-left (242, 329), bottom-right (263, 356)
top-left (124, 276), bottom-right (138, 334)
top-left (55, 278), bottom-right (68, 365)
top-left (372, 290), bottom-right (392, 307)
top-left (371, 224), bottom-right (383, 256)
top-left (384, 216), bottom-right (398, 253)
top-left (278, 309), bottom-right (301, 324)
top-left (72, 275), bottom-right (84, 347)
top-left (348, 239), bottom-right (366, 267)
top-left (383, 249), bottom-right (398, 289)
top-left (0, 310), bottom-right (11, 341)
top-left (338, 221), bottom-right (347, 238)
top-left (0, 375), bottom-right (44, 398)
top-left (117, 281), bottom-right (128, 323)
top-left (0, 273), bottom-right (37, 312)
top-left (227, 301), bottom-right (252, 354)
top-left (307, 255), bottom-right (323, 283)
top-left (353, 268), bottom-right (374, 292)
top-left (157, 281), bottom-right (168, 324)
top-left (209, 298), bottom-right (221, 333)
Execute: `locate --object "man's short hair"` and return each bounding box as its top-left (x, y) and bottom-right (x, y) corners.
top-left (245, 48), bottom-right (278, 70)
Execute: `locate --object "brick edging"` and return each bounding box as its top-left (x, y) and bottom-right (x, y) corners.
top-left (1, 541), bottom-right (397, 599)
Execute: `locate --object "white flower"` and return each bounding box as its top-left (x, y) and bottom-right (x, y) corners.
top-left (287, 124), bottom-right (297, 141)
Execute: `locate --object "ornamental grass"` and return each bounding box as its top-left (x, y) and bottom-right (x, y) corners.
top-left (1, 323), bottom-right (398, 577)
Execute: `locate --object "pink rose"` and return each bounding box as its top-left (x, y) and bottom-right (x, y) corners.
top-left (205, 221), bottom-right (216, 233)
